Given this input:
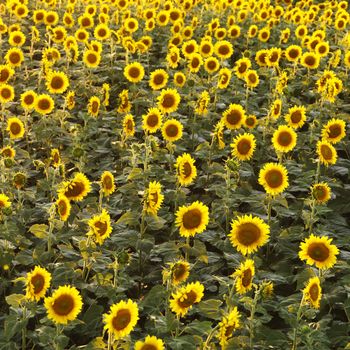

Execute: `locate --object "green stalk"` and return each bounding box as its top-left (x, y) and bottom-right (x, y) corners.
top-left (249, 287), bottom-right (261, 350)
top-left (291, 296), bottom-right (305, 350)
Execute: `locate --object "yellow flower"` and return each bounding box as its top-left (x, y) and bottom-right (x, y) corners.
top-left (5, 47), bottom-right (24, 67)
top-left (258, 163), bottom-right (289, 196)
top-left (83, 49), bottom-right (101, 68)
top-left (175, 153), bottom-right (197, 186)
top-left (174, 72), bottom-right (186, 87)
top-left (195, 90), bottom-right (210, 116)
top-left (118, 89), bottom-right (131, 113)
top-left (169, 281), bottom-right (204, 317)
top-left (103, 299), bottom-right (139, 340)
top-left (182, 39), bottom-right (198, 58)
top-left (234, 57), bottom-right (251, 79)
top-left (245, 115), bottom-right (257, 129)
top-left (269, 99), bottom-right (282, 119)
top-left (300, 52), bottom-right (320, 69)
top-left (20, 90), bottom-right (37, 110)
top-left (284, 105), bottom-right (306, 129)
top-left (50, 148), bottom-right (61, 168)
top-left (0, 64), bottom-right (14, 84)
top-left (231, 133), bottom-right (256, 161)
top-left (255, 49), bottom-right (269, 67)
top-left (46, 71), bottom-right (69, 94)
top-left (135, 335), bottom-right (164, 350)
top-left (222, 103), bottom-right (246, 130)
top-left (167, 260), bottom-right (190, 285)
top-left (233, 259), bottom-right (255, 294)
top-left (204, 56), bottom-right (220, 74)
top-left (157, 88), bottom-right (181, 114)
top-left (25, 266), bottom-right (51, 301)
top-left (65, 91), bottom-right (75, 110)
top-left (285, 45), bottom-right (302, 62)
top-left (94, 23), bottom-right (111, 41)
top-left (217, 307), bottom-right (240, 348)
top-left (303, 276), bottom-right (322, 309)
top-left (58, 172), bottom-right (91, 202)
top-left (258, 27), bottom-right (270, 42)
top-left (187, 53), bottom-right (203, 73)
top-left (9, 31), bottom-right (26, 47)
top-left (122, 114), bottom-right (135, 137)
top-left (56, 195), bottom-right (71, 222)
top-left (299, 234), bottom-right (339, 269)
top-left (34, 94), bottom-right (55, 115)
top-left (88, 96), bottom-right (100, 117)
top-left (217, 67), bottom-right (232, 89)
top-left (199, 40), bottom-right (214, 58)
top-left (124, 62), bottom-right (145, 83)
top-left (88, 209), bottom-right (113, 245)
top-left (0, 194), bottom-right (11, 209)
top-left (100, 171), bottom-right (115, 196)
top-left (45, 285), bottom-right (83, 324)
top-left (149, 69), bottom-right (169, 90)
top-left (321, 118), bottom-right (346, 144)
top-left (245, 70), bottom-right (259, 88)
top-left (162, 119), bottom-right (183, 142)
top-left (175, 201), bottom-right (209, 238)
top-left (7, 117), bottom-right (25, 139)
top-left (146, 181), bottom-right (164, 215)
top-left (316, 140), bottom-right (337, 166)
top-left (0, 84), bottom-right (15, 104)
top-left (214, 40), bottom-right (233, 59)
top-left (266, 47), bottom-right (282, 67)
top-left (1, 146), bottom-right (16, 159)
top-left (311, 182), bottom-right (331, 204)
top-left (272, 125), bottom-right (297, 153)
top-left (229, 214), bottom-right (270, 256)
top-left (142, 108), bottom-right (162, 133)
top-left (166, 46), bottom-right (180, 68)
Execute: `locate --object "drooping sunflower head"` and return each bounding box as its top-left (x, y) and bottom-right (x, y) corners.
top-left (103, 299), bottom-right (139, 339)
top-left (299, 234), bottom-right (339, 269)
top-left (59, 172), bottom-right (91, 202)
top-left (6, 117), bottom-right (25, 140)
top-left (233, 259), bottom-right (255, 294)
top-left (229, 214), bottom-right (270, 256)
top-left (303, 276), bottom-right (322, 309)
top-left (88, 209), bottom-right (113, 245)
top-left (222, 103), bottom-right (246, 130)
top-left (124, 62), bottom-right (145, 83)
top-left (145, 181), bottom-right (164, 215)
top-left (272, 125), bottom-right (297, 153)
top-left (258, 162), bottom-right (289, 196)
top-left (135, 335), bottom-right (165, 350)
top-left (217, 307), bottom-right (241, 347)
top-left (157, 88), bottom-right (181, 114)
top-left (142, 108), bottom-right (163, 133)
top-left (321, 118), bottom-right (346, 144)
top-left (1, 146), bottom-right (16, 159)
top-left (311, 182), bottom-right (331, 204)
top-left (316, 140), bottom-right (337, 166)
top-left (34, 94), bottom-right (55, 115)
top-left (169, 281), bottom-right (204, 317)
top-left (50, 148), bottom-right (61, 168)
top-left (285, 105), bottom-right (306, 129)
top-left (25, 266), bottom-right (51, 301)
top-left (162, 119), bottom-right (183, 142)
top-left (44, 285), bottom-right (83, 325)
top-left (230, 133), bottom-right (256, 161)
top-left (175, 153), bottom-right (197, 187)
top-left (100, 171), bottom-right (116, 196)
top-left (175, 201), bottom-right (209, 237)
top-left (56, 195), bottom-right (71, 222)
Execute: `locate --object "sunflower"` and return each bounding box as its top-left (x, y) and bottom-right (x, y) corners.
top-left (162, 119), bottom-right (183, 142)
top-left (258, 27), bottom-right (270, 42)
top-left (255, 49), bottom-right (269, 67)
top-left (272, 125), bottom-right (297, 153)
top-left (316, 140), bottom-right (337, 166)
top-left (50, 148), bottom-right (61, 168)
top-left (75, 28), bottom-right (90, 43)
top-left (103, 299), bottom-right (139, 340)
top-left (44, 11), bottom-right (59, 26)
top-left (311, 182), bottom-right (331, 204)
top-left (217, 67), bottom-right (232, 89)
top-left (9, 30), bottom-right (26, 47)
top-left (124, 62), bottom-right (145, 83)
top-left (94, 23), bottom-right (111, 41)
top-left (58, 172), bottom-right (91, 202)
top-left (169, 281), bottom-right (204, 317)
top-left (299, 234), bottom-right (339, 269)
top-left (78, 14), bottom-right (94, 28)
top-left (0, 65), bottom-right (14, 84)
top-left (83, 49), bottom-right (101, 68)
top-left (245, 70), bottom-right (259, 88)
top-left (233, 259), bottom-right (255, 294)
top-left (0, 84), bottom-right (15, 104)
top-left (149, 69), bottom-right (169, 91)
top-left (157, 88), bottom-right (181, 114)
top-left (315, 41), bottom-right (329, 57)
top-left (166, 46), bottom-right (180, 68)
top-left (285, 45), bottom-right (302, 62)
top-left (175, 201), bottom-right (209, 238)
top-left (56, 195), bottom-right (71, 222)
top-left (321, 118), bottom-right (346, 144)
top-left (187, 53), bottom-right (203, 73)
top-left (34, 94), bottom-right (55, 115)
top-left (5, 47), bottom-right (24, 67)
top-left (44, 285), bottom-right (83, 324)
top-left (234, 57), bottom-right (251, 79)
top-left (204, 56), bottom-right (220, 74)
top-left (217, 307), bottom-right (241, 348)
top-left (25, 266), bottom-right (52, 301)
top-left (46, 71), bottom-right (69, 94)
top-left (88, 96), bottom-right (100, 117)
top-left (295, 24), bottom-right (307, 39)
top-left (245, 115), bottom-right (257, 129)
top-left (88, 209), bottom-right (113, 245)
top-left (266, 47), bottom-right (282, 67)
top-left (258, 163), bottom-right (289, 196)
top-left (142, 108), bottom-right (162, 133)
top-left (199, 40), bottom-right (214, 58)
top-left (174, 72), bottom-right (186, 87)
top-left (182, 39), bottom-right (198, 58)
top-left (118, 89), bottom-right (131, 113)
top-left (122, 114), bottom-right (135, 137)
top-left (300, 52), bottom-right (320, 69)
top-left (285, 105), bottom-right (306, 129)
top-left (344, 51), bottom-right (350, 68)
top-left (303, 276), bottom-right (322, 309)
top-left (146, 181), bottom-right (164, 215)
top-left (100, 171), bottom-right (115, 196)
top-left (0, 194), bottom-right (11, 209)
top-left (20, 90), bottom-right (37, 110)
top-left (229, 214), bottom-right (270, 256)
top-left (1, 146), bottom-right (16, 159)
top-left (231, 133), bottom-right (256, 161)
top-left (195, 90), bottom-right (210, 116)
top-left (7, 117), bottom-right (24, 140)
top-left (214, 40), bottom-right (234, 60)
top-left (270, 99), bottom-right (282, 119)
top-left (222, 103), bottom-right (246, 130)
top-left (65, 91), bottom-right (75, 110)
top-left (168, 260), bottom-right (190, 285)
top-left (135, 335), bottom-right (164, 350)
top-left (175, 153), bottom-right (197, 186)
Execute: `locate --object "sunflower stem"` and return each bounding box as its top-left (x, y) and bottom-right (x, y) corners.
top-left (47, 203), bottom-right (56, 254)
top-left (98, 187), bottom-right (104, 212)
top-left (107, 331), bottom-right (113, 350)
top-left (202, 324), bottom-right (220, 350)
top-left (138, 205), bottom-right (147, 295)
top-left (185, 236), bottom-right (190, 262)
top-left (21, 305), bottom-right (27, 350)
top-left (291, 295), bottom-right (305, 350)
top-left (249, 285), bottom-right (262, 350)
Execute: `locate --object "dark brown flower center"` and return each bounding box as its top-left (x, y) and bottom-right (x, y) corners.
top-left (165, 124), bottom-right (179, 137)
top-left (87, 52), bottom-right (97, 63)
top-left (10, 122), bottom-right (21, 135)
top-left (173, 263), bottom-right (187, 281)
top-left (277, 131), bottom-right (292, 147)
top-left (65, 181), bottom-right (85, 198)
top-left (182, 162), bottom-right (192, 178)
top-left (162, 94), bottom-right (175, 108)
top-left (226, 109), bottom-right (242, 125)
top-left (241, 268), bottom-right (252, 287)
top-left (182, 209), bottom-right (202, 230)
top-left (58, 199), bottom-right (67, 216)
top-left (236, 223), bottom-right (260, 245)
top-left (304, 55), bottom-right (316, 66)
top-left (103, 176), bottom-right (113, 190)
top-left (153, 74), bottom-right (164, 85)
top-left (191, 57), bottom-right (200, 68)
top-left (307, 242), bottom-right (329, 262)
top-left (24, 94), bottom-right (34, 105)
top-left (238, 62), bottom-right (247, 73)
top-left (94, 220), bottom-right (107, 235)
top-left (320, 144), bottom-right (333, 160)
top-left (51, 76), bottom-right (64, 90)
top-left (265, 169), bottom-right (283, 188)
top-left (38, 98), bottom-right (51, 111)
top-left (146, 113), bottom-right (159, 127)
top-left (128, 67), bottom-right (141, 79)
top-left (328, 124), bottom-right (341, 138)
top-left (31, 274), bottom-right (45, 294)
top-left (177, 290), bottom-right (197, 308)
top-left (1, 88), bottom-right (11, 99)
top-left (112, 309), bottom-right (131, 331)
top-left (237, 139), bottom-right (251, 155)
top-left (313, 186), bottom-right (327, 201)
top-left (218, 45), bottom-right (229, 56)
top-left (309, 283), bottom-right (319, 301)
top-left (291, 110), bottom-right (301, 123)
top-left (224, 325), bottom-right (235, 338)
top-left (140, 345), bottom-right (157, 350)
top-left (52, 294), bottom-right (74, 315)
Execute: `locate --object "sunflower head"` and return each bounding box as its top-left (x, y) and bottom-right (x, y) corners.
top-left (168, 260), bottom-right (190, 285)
top-left (285, 105), bottom-right (306, 129)
top-left (124, 62), bottom-right (145, 83)
top-left (231, 133), bottom-right (256, 161)
top-left (175, 153), bottom-right (197, 187)
top-left (0, 84), bottom-right (15, 104)
top-left (56, 195), bottom-right (71, 222)
top-left (145, 181), bottom-right (164, 215)
top-left (272, 125), bottom-right (297, 153)
top-left (34, 94), bottom-right (55, 115)
top-left (25, 266), bottom-right (51, 301)
top-left (233, 259), bottom-right (255, 294)
top-left (316, 140), bottom-right (337, 166)
top-left (88, 209), bottom-right (113, 245)
top-left (135, 335), bottom-right (165, 350)
top-left (6, 117), bottom-right (24, 139)
top-left (258, 162), bottom-right (289, 196)
top-left (46, 70), bottom-right (69, 94)
top-left (162, 119), bottom-right (183, 142)
top-left (59, 172), bottom-right (91, 202)
top-left (321, 118), bottom-right (346, 144)
top-left (222, 103), bottom-right (246, 130)
top-left (157, 88), bottom-right (181, 114)
top-left (217, 307), bottom-right (241, 347)
top-left (303, 276), bottom-right (322, 309)
top-left (311, 182), bottom-right (331, 204)
top-left (0, 193), bottom-right (11, 209)
top-left (100, 171), bottom-right (116, 196)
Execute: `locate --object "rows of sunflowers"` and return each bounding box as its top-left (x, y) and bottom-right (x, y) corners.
top-left (0, 0), bottom-right (350, 348)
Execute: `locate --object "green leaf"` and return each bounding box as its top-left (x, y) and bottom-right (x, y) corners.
top-left (28, 224), bottom-right (48, 238)
top-left (197, 299), bottom-right (223, 320)
top-left (5, 294), bottom-right (26, 307)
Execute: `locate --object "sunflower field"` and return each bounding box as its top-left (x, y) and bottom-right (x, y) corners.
top-left (1, 0), bottom-right (350, 349)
